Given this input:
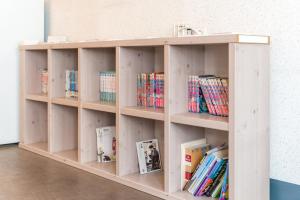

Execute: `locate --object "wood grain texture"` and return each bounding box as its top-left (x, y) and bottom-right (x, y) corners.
top-left (24, 100), bottom-right (48, 145)
top-left (20, 36), bottom-right (270, 200)
top-left (51, 104), bottom-right (78, 153)
top-left (52, 49), bottom-right (78, 98)
top-left (80, 48), bottom-right (115, 102)
top-left (79, 109), bottom-right (115, 163)
top-left (229, 43), bottom-right (269, 200)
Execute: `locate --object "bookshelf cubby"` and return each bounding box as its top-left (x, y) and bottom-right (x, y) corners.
top-left (80, 108), bottom-right (116, 175)
top-left (80, 48), bottom-right (116, 109)
top-left (20, 34), bottom-right (270, 200)
top-left (51, 48), bottom-right (78, 105)
top-left (25, 49), bottom-right (48, 101)
top-left (51, 104), bottom-right (78, 161)
top-left (118, 115), bottom-right (165, 192)
top-left (119, 46), bottom-right (164, 116)
top-left (24, 100), bottom-right (48, 151)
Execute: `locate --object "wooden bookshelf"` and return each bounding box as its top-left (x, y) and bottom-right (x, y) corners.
top-left (19, 34), bottom-right (270, 200)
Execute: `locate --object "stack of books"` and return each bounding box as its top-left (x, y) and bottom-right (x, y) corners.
top-left (188, 75), bottom-right (229, 116)
top-left (98, 71), bottom-right (116, 103)
top-left (183, 144), bottom-right (229, 199)
top-left (65, 69), bottom-right (78, 98)
top-left (137, 72), bottom-right (164, 108)
top-left (41, 69), bottom-right (48, 94)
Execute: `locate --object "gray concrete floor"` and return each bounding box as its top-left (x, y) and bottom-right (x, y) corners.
top-left (0, 145), bottom-right (162, 200)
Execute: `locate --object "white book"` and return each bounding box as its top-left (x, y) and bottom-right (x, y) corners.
top-left (136, 139), bottom-right (161, 174)
top-left (96, 126), bottom-right (116, 162)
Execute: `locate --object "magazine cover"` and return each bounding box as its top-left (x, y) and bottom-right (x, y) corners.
top-left (96, 126), bottom-right (116, 163)
top-left (136, 139), bottom-right (161, 174)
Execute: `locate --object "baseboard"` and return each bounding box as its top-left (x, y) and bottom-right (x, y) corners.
top-left (271, 179), bottom-right (300, 200)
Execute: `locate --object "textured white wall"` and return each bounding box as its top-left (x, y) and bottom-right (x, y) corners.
top-left (47, 0), bottom-right (300, 185)
top-left (0, 0), bottom-right (44, 145)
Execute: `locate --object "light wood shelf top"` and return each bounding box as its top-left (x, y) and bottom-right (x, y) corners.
top-left (123, 171), bottom-right (164, 193)
top-left (26, 142), bottom-right (48, 152)
top-left (20, 34), bottom-right (270, 50)
top-left (54, 149), bottom-right (78, 162)
top-left (171, 112), bottom-right (229, 131)
top-left (121, 106), bottom-right (164, 121)
top-left (82, 101), bottom-right (116, 113)
top-left (52, 97), bottom-right (79, 107)
top-left (85, 161), bottom-right (116, 175)
top-left (26, 93), bottom-right (48, 102)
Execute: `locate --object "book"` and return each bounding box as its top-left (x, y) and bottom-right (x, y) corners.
top-left (180, 139), bottom-right (210, 190)
top-left (188, 75), bottom-right (229, 117)
top-left (184, 145), bottom-right (229, 199)
top-left (40, 69), bottom-right (48, 94)
top-left (136, 139), bottom-right (161, 174)
top-left (65, 69), bottom-right (78, 98)
top-left (96, 126), bottom-right (116, 163)
top-left (137, 72), bottom-right (164, 108)
top-left (98, 71), bottom-right (116, 103)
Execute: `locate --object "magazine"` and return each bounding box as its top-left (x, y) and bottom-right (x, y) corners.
top-left (96, 126), bottom-right (116, 163)
top-left (136, 139), bottom-right (161, 174)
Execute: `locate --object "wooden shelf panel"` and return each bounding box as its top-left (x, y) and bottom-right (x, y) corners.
top-left (82, 101), bottom-right (116, 113)
top-left (52, 97), bottom-right (79, 107)
top-left (171, 112), bottom-right (228, 131)
top-left (171, 191), bottom-right (216, 200)
top-left (26, 93), bottom-right (48, 102)
top-left (121, 106), bottom-right (164, 121)
top-left (85, 161), bottom-right (116, 175)
top-left (123, 171), bottom-right (164, 192)
top-left (54, 149), bottom-right (78, 162)
top-left (26, 142), bottom-right (48, 152)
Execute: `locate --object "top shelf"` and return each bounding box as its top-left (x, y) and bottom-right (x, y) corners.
top-left (20, 34), bottom-right (270, 50)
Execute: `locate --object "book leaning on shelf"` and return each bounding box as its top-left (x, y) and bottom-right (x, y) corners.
top-left (65, 69), bottom-right (78, 98)
top-left (40, 68), bottom-right (48, 94)
top-left (188, 75), bottom-right (229, 117)
top-left (96, 126), bottom-right (116, 163)
top-left (183, 144), bottom-right (229, 199)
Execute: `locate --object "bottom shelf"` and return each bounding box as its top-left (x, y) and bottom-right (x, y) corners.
top-left (85, 161), bottom-right (116, 175)
top-left (123, 171), bottom-right (164, 192)
top-left (26, 142), bottom-right (48, 152)
top-left (172, 191), bottom-right (216, 200)
top-left (54, 149), bottom-right (78, 161)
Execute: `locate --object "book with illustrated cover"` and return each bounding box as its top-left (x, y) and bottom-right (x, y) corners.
top-left (183, 144), bottom-right (229, 199)
top-left (136, 139), bottom-right (161, 174)
top-left (96, 126), bottom-right (116, 163)
top-left (181, 139), bottom-right (210, 190)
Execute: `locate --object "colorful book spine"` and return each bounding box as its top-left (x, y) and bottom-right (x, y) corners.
top-left (65, 69), bottom-right (78, 98)
top-left (188, 75), bottom-right (229, 117)
top-left (98, 71), bottom-right (116, 103)
top-left (136, 72), bottom-right (164, 108)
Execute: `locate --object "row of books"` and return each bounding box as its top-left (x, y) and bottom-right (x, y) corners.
top-left (98, 71), bottom-right (116, 103)
top-left (181, 140), bottom-right (228, 199)
top-left (137, 73), bottom-right (164, 108)
top-left (41, 69), bottom-right (48, 94)
top-left (65, 69), bottom-right (78, 98)
top-left (188, 75), bottom-right (229, 116)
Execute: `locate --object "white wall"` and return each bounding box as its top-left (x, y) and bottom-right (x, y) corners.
top-left (46, 0), bottom-right (300, 185)
top-left (0, 0), bottom-right (44, 145)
